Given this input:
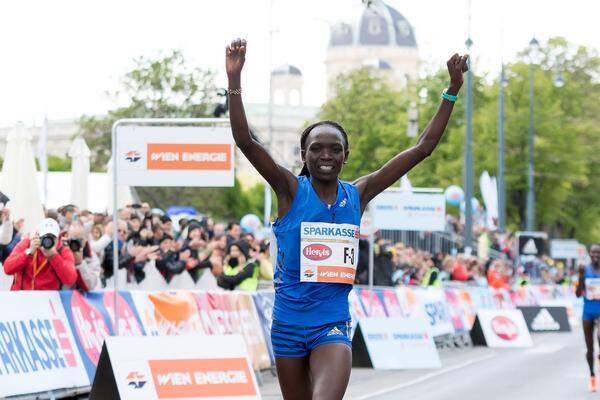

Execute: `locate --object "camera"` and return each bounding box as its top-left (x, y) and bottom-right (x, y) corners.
top-left (66, 238), bottom-right (82, 252)
top-left (40, 234), bottom-right (56, 250)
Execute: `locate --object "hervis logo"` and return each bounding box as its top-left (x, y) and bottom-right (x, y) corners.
top-left (303, 244), bottom-right (332, 261)
top-left (126, 371), bottom-right (147, 389)
top-left (491, 316), bottom-right (519, 341)
top-left (125, 150), bottom-right (142, 163)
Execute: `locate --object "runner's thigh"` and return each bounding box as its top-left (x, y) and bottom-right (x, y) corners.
top-left (309, 343), bottom-right (352, 400)
top-left (276, 357), bottom-right (313, 400)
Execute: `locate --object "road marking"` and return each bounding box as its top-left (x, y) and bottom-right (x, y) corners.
top-left (351, 353), bottom-right (497, 400)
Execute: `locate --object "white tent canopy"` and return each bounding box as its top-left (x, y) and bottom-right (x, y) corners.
top-left (68, 136), bottom-right (91, 210)
top-left (0, 123), bottom-right (44, 235)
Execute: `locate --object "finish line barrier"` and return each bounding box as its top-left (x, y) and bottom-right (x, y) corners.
top-left (0, 284), bottom-right (577, 398)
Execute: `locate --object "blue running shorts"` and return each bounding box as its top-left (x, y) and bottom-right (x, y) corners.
top-left (582, 308), bottom-right (600, 322)
top-left (271, 320), bottom-right (352, 358)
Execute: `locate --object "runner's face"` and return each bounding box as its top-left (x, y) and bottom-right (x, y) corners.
top-left (302, 125), bottom-right (348, 181)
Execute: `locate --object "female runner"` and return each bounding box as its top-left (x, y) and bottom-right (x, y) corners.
top-left (226, 38), bottom-right (468, 399)
top-left (576, 244), bottom-right (600, 392)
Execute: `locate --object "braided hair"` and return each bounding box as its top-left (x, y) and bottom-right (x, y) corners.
top-left (298, 121), bottom-right (349, 177)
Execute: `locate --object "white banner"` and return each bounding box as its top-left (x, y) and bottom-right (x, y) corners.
top-left (0, 292), bottom-right (89, 397)
top-left (550, 239), bottom-right (580, 259)
top-left (369, 191), bottom-right (445, 231)
top-left (357, 317), bottom-right (441, 369)
top-left (475, 309), bottom-right (533, 348)
top-left (104, 335), bottom-right (260, 400)
top-left (116, 125), bottom-right (234, 187)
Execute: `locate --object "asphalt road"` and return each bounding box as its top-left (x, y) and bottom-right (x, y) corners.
top-left (260, 329), bottom-right (593, 400)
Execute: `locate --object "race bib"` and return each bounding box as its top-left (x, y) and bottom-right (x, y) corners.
top-left (586, 278), bottom-right (600, 300)
top-left (300, 222), bottom-right (359, 284)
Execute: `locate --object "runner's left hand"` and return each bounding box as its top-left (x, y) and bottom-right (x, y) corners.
top-left (447, 54), bottom-right (469, 90)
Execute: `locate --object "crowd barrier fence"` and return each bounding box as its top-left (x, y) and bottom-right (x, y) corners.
top-left (0, 283), bottom-right (577, 399)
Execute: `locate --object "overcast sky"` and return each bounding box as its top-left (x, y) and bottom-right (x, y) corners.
top-left (1, 0), bottom-right (598, 127)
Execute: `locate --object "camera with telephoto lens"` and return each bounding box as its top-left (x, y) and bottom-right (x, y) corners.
top-left (66, 238), bottom-right (82, 252)
top-left (40, 234), bottom-right (56, 250)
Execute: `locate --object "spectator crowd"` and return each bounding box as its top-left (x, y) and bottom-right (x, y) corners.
top-left (0, 202), bottom-right (273, 292)
top-left (0, 201), bottom-right (581, 293)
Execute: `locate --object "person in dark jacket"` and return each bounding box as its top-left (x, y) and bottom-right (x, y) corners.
top-left (155, 235), bottom-right (186, 283)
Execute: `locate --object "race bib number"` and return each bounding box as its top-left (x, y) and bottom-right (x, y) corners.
top-left (586, 278), bottom-right (600, 300)
top-left (300, 222), bottom-right (359, 284)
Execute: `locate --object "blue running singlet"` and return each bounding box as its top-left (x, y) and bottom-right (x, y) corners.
top-left (271, 176), bottom-right (361, 327)
top-left (583, 264), bottom-right (600, 321)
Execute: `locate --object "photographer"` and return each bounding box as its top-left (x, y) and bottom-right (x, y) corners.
top-left (64, 223), bottom-right (101, 291)
top-left (3, 218), bottom-right (77, 290)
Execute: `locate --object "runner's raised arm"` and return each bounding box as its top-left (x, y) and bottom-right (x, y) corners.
top-left (226, 39), bottom-right (297, 215)
top-left (354, 54), bottom-right (469, 210)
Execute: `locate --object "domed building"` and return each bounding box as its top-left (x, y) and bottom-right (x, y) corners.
top-left (325, 0), bottom-right (419, 98)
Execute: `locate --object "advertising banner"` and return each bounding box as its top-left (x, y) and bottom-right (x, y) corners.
top-left (443, 289), bottom-right (467, 333)
top-left (352, 317), bottom-right (441, 369)
top-left (252, 291), bottom-right (275, 365)
top-left (370, 191), bottom-right (445, 231)
top-left (550, 239), bottom-right (580, 259)
top-left (116, 125), bottom-right (235, 187)
top-left (90, 335), bottom-right (260, 400)
top-left (415, 287), bottom-right (455, 337)
top-left (193, 292), bottom-right (270, 370)
top-left (60, 291), bottom-right (145, 381)
top-left (517, 306), bottom-right (571, 333)
top-left (356, 288), bottom-right (388, 317)
top-left (0, 292), bottom-right (88, 397)
top-left (470, 309), bottom-right (533, 348)
top-left (131, 290), bottom-right (205, 336)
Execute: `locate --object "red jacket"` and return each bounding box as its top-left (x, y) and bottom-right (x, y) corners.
top-left (3, 237), bottom-right (77, 290)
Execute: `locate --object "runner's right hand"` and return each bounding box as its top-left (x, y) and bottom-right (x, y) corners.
top-left (226, 38), bottom-right (246, 77)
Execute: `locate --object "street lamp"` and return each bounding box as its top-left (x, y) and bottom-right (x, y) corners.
top-left (464, 35), bottom-right (474, 252)
top-left (497, 65), bottom-right (508, 232)
top-left (525, 36), bottom-right (540, 231)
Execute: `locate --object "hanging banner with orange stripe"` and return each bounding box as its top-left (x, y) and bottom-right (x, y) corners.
top-left (116, 125), bottom-right (234, 187)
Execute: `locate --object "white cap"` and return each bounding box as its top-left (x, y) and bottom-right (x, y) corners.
top-left (38, 218), bottom-right (60, 237)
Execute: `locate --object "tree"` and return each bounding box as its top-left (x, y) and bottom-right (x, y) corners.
top-left (77, 50), bottom-right (266, 221)
top-left (319, 38), bottom-right (600, 243)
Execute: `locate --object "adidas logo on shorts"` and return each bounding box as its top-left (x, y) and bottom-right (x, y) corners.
top-left (327, 326), bottom-right (344, 336)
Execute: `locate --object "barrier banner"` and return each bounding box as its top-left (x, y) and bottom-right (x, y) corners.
top-left (0, 292), bottom-right (88, 397)
top-left (356, 288), bottom-right (387, 317)
top-left (443, 289), bottom-right (467, 333)
top-left (395, 286), bottom-right (422, 319)
top-left (352, 317), bottom-right (441, 369)
top-left (131, 290), bottom-right (204, 336)
top-left (415, 288), bottom-right (455, 337)
top-left (467, 287), bottom-right (496, 311)
top-left (517, 306), bottom-right (571, 333)
top-left (193, 292), bottom-right (271, 370)
top-left (470, 309), bottom-right (533, 348)
top-left (348, 289), bottom-right (366, 338)
top-left (491, 288), bottom-right (515, 309)
top-left (252, 291), bottom-right (275, 365)
top-left (378, 288), bottom-right (404, 317)
top-left (90, 335), bottom-right (260, 400)
top-left (60, 291), bottom-right (145, 381)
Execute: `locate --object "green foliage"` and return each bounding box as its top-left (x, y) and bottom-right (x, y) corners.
top-left (76, 50), bottom-right (265, 220)
top-left (78, 50), bottom-right (217, 171)
top-left (47, 155), bottom-right (71, 171)
top-left (320, 38), bottom-right (600, 243)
